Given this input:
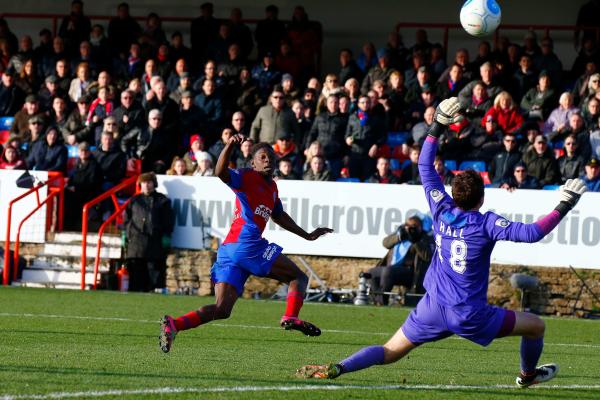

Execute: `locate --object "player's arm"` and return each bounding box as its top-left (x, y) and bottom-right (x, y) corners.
top-left (418, 98), bottom-right (462, 188)
top-left (271, 208), bottom-right (333, 241)
top-left (216, 134), bottom-right (245, 184)
top-left (488, 179), bottom-right (587, 243)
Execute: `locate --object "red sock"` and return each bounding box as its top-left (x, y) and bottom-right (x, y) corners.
top-left (284, 291), bottom-right (304, 318)
top-left (174, 310), bottom-right (202, 331)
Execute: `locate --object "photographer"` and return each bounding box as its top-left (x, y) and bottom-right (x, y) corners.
top-left (368, 215), bottom-right (434, 305)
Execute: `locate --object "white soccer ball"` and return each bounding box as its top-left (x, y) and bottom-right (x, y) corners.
top-left (460, 0), bottom-right (502, 37)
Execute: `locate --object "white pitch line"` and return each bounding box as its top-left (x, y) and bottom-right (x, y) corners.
top-left (2, 383), bottom-right (600, 400)
top-left (3, 312), bottom-right (600, 349)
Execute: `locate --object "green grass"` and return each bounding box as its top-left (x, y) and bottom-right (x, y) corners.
top-left (1, 287), bottom-right (600, 399)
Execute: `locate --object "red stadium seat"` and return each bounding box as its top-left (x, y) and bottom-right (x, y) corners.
top-left (479, 171), bottom-right (491, 185)
top-left (126, 158), bottom-right (142, 177)
top-left (376, 144), bottom-right (391, 159)
top-left (0, 130), bottom-right (10, 145)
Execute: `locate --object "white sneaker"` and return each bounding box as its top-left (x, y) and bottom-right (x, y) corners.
top-left (515, 363), bottom-right (559, 388)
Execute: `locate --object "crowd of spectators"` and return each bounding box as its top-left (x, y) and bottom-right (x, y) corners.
top-left (0, 0), bottom-right (599, 194)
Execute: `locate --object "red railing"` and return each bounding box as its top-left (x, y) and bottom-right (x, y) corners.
top-left (395, 22), bottom-right (600, 53)
top-left (2, 172), bottom-right (65, 285)
top-left (80, 175), bottom-right (138, 290)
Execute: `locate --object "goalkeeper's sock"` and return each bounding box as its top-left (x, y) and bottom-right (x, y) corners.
top-left (338, 345), bottom-right (385, 374)
top-left (174, 310), bottom-right (202, 331)
top-left (283, 291), bottom-right (304, 318)
top-left (520, 337), bottom-right (544, 375)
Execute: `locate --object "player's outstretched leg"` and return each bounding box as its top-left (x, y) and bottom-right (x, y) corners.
top-left (509, 311), bottom-right (559, 388)
top-left (159, 283), bottom-right (238, 353)
top-left (298, 326), bottom-right (417, 379)
top-left (268, 254), bottom-right (321, 336)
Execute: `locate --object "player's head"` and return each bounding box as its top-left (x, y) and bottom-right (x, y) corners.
top-left (451, 170), bottom-right (484, 211)
top-left (251, 142), bottom-right (276, 177)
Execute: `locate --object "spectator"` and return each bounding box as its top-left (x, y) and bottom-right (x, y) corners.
top-left (462, 81), bottom-right (492, 127)
top-left (522, 134), bottom-right (560, 186)
top-left (500, 162), bottom-right (541, 191)
top-left (0, 145), bottom-right (26, 170)
top-left (49, 96), bottom-right (71, 144)
top-left (169, 31), bottom-right (192, 67)
top-left (68, 62), bottom-right (92, 103)
top-left (121, 109), bottom-right (170, 173)
top-left (549, 113), bottom-right (587, 150)
top-left (368, 215), bottom-right (433, 305)
top-left (251, 52), bottom-right (281, 101)
top-left (229, 8), bottom-right (253, 61)
top-left (179, 91), bottom-right (203, 148)
top-left (10, 94), bottom-right (45, 136)
top-left (65, 97), bottom-right (91, 144)
top-left (230, 111), bottom-right (248, 137)
top-left (144, 80), bottom-right (179, 139)
top-left (89, 24), bottom-right (110, 71)
top-left (70, 40), bottom-right (97, 78)
top-left (520, 71), bottom-right (556, 121)
top-left (141, 13), bottom-right (167, 56)
top-left (458, 62), bottom-right (502, 105)
top-left (544, 92), bottom-right (580, 134)
top-left (169, 72), bottom-right (193, 105)
top-left (272, 131), bottom-right (300, 172)
top-left (307, 94), bottom-right (347, 175)
top-left (303, 154), bottom-right (331, 181)
top-left (93, 130), bottom-right (126, 188)
top-left (124, 172), bottom-right (174, 292)
top-left (356, 42), bottom-right (377, 74)
top-left (488, 133), bottom-right (522, 184)
top-left (275, 157), bottom-right (299, 180)
top-left (251, 88), bottom-right (298, 144)
top-left (0, 68), bottom-right (24, 116)
top-left (434, 155), bottom-right (455, 185)
top-left (572, 62), bottom-right (597, 106)
top-left (404, 65), bottom-right (433, 105)
top-left (64, 142), bottom-right (101, 230)
top-left (361, 49), bottom-right (394, 95)
top-left (114, 89), bottom-right (145, 138)
top-left (338, 48), bottom-right (363, 85)
top-left (345, 95), bottom-right (385, 180)
top-left (429, 43), bottom-right (447, 81)
top-left (582, 96), bottom-right (600, 130)
top-left (482, 91), bottom-right (524, 136)
top-left (533, 37), bottom-right (563, 88)
top-left (400, 145), bottom-right (421, 185)
top-left (15, 58), bottom-right (40, 95)
top-left (219, 43), bottom-right (247, 84)
top-left (581, 72), bottom-right (600, 109)
top-left (166, 156), bottom-right (191, 176)
top-left (190, 2), bottom-right (220, 67)
top-left (254, 4), bottom-right (287, 58)
top-left (87, 86), bottom-right (114, 140)
top-left (21, 115), bottom-right (46, 146)
top-left (206, 23), bottom-right (234, 64)
top-left (280, 74), bottom-right (300, 106)
top-left (41, 37), bottom-right (67, 77)
top-left (580, 157), bottom-right (600, 191)
top-left (558, 134), bottom-right (586, 183)
top-left (235, 137), bottom-right (254, 169)
top-left (438, 48), bottom-right (475, 83)
top-left (411, 106), bottom-right (435, 145)
top-left (194, 79), bottom-right (223, 143)
top-left (208, 127), bottom-right (236, 163)
top-left (182, 134), bottom-right (205, 173)
top-left (38, 75), bottom-right (66, 112)
top-left (58, 0), bottom-right (92, 57)
top-left (367, 157), bottom-right (400, 184)
top-left (233, 67), bottom-right (261, 118)
top-left (26, 126), bottom-right (68, 172)
top-left (193, 151), bottom-right (214, 176)
top-left (55, 59), bottom-right (71, 93)
top-left (155, 44), bottom-right (172, 79)
top-left (436, 63), bottom-right (467, 100)
top-left (591, 124), bottom-right (600, 160)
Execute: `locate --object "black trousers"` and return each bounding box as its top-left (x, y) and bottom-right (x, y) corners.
top-left (368, 265), bottom-right (413, 305)
top-left (126, 258), bottom-right (166, 292)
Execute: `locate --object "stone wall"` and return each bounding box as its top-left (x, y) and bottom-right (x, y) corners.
top-left (165, 250), bottom-right (600, 317)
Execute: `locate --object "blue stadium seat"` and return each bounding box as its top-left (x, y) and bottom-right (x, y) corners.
top-left (459, 160), bottom-right (486, 172)
top-left (67, 145), bottom-right (79, 158)
top-left (0, 116), bottom-right (14, 130)
top-left (387, 132), bottom-right (409, 147)
top-left (553, 140), bottom-right (564, 150)
top-left (336, 177), bottom-right (360, 183)
top-left (390, 159), bottom-right (401, 170)
top-left (444, 160), bottom-right (457, 171)
top-left (542, 185), bottom-right (560, 190)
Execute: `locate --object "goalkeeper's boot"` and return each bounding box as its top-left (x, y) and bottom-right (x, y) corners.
top-left (280, 316), bottom-right (321, 337)
top-left (159, 315), bottom-right (177, 353)
top-left (296, 363), bottom-right (342, 379)
top-left (515, 364), bottom-right (559, 388)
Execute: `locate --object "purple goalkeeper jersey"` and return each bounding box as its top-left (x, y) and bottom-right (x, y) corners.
top-left (419, 136), bottom-right (550, 308)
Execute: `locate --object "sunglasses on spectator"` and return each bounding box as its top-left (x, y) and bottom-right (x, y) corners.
top-left (591, 79), bottom-right (600, 83)
top-left (272, 95), bottom-right (283, 99)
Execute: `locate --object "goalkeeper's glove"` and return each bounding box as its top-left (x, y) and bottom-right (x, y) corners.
top-left (555, 178), bottom-right (587, 216)
top-left (434, 97), bottom-right (463, 126)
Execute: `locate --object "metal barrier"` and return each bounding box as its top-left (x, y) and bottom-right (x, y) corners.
top-left (2, 172), bottom-right (65, 286)
top-left (80, 175), bottom-right (138, 290)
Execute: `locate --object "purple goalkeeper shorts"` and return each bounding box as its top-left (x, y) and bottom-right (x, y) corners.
top-left (401, 293), bottom-right (512, 347)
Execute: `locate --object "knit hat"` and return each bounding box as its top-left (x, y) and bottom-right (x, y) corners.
top-left (189, 134), bottom-right (203, 147)
top-left (196, 151), bottom-right (212, 163)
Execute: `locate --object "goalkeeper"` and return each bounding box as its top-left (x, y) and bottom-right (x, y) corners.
top-left (298, 97), bottom-right (587, 388)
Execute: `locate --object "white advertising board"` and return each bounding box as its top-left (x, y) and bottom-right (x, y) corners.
top-left (0, 170), bottom-right (49, 243)
top-left (157, 175), bottom-right (600, 269)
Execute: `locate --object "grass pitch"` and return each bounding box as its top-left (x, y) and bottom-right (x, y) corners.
top-left (1, 287), bottom-right (599, 399)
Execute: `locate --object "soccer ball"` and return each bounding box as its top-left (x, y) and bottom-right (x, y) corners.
top-left (460, 0), bottom-right (502, 37)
